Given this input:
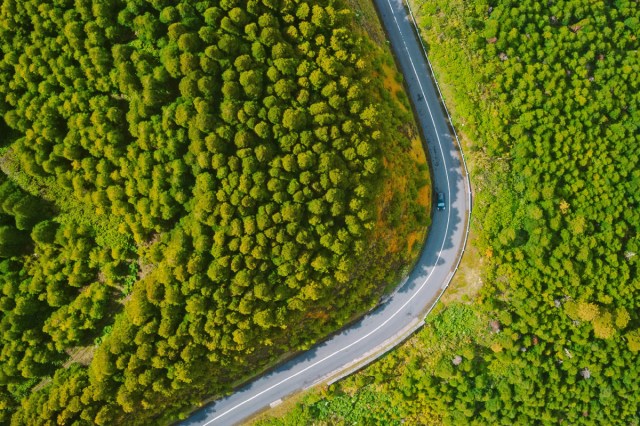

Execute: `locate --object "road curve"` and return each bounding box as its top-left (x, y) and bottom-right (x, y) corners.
top-left (182, 0), bottom-right (471, 424)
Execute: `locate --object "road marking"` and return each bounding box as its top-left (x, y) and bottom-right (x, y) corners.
top-left (269, 399), bottom-right (282, 408)
top-left (442, 272), bottom-right (453, 289)
top-left (200, 1), bottom-right (455, 424)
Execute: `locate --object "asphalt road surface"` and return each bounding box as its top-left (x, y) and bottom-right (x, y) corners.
top-left (182, 0), bottom-right (471, 424)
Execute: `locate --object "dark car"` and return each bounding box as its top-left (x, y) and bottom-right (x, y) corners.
top-left (437, 192), bottom-right (445, 210)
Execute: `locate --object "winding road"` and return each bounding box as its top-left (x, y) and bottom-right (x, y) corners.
top-left (182, 0), bottom-right (471, 424)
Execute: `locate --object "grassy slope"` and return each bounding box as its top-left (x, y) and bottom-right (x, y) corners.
top-left (355, 0), bottom-right (431, 278)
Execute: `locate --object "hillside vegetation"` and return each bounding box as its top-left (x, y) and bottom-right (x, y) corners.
top-left (0, 0), bottom-right (429, 423)
top-left (257, 0), bottom-right (640, 423)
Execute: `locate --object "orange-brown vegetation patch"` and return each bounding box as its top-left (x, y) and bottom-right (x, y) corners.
top-left (382, 64), bottom-right (408, 112)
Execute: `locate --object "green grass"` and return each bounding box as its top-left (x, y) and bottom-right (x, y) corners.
top-left (345, 0), bottom-right (386, 44)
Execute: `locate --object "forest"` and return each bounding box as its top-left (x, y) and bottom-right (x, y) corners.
top-left (259, 0), bottom-right (640, 424)
top-left (0, 0), bottom-right (430, 424)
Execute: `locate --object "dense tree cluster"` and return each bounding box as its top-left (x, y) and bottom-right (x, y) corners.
top-left (0, 0), bottom-right (428, 423)
top-left (0, 174), bottom-right (127, 419)
top-left (266, 0), bottom-right (640, 423)
top-left (417, 0), bottom-right (640, 421)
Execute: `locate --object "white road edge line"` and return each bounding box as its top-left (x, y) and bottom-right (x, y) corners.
top-left (203, 0), bottom-right (453, 423)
